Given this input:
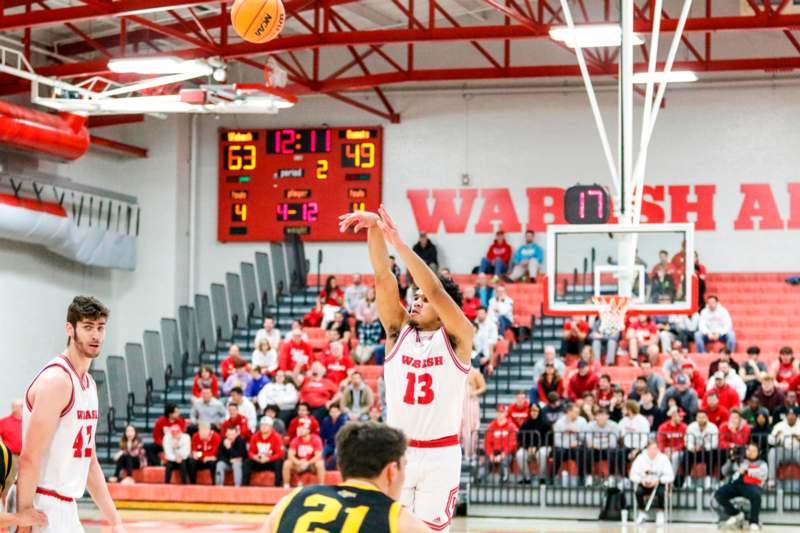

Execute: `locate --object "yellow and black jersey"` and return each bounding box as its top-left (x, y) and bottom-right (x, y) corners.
top-left (273, 481), bottom-right (401, 533)
top-left (0, 442), bottom-right (12, 493)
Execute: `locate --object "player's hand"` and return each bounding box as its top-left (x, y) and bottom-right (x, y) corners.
top-left (338, 211), bottom-right (381, 233)
top-left (111, 523), bottom-right (127, 533)
top-left (376, 205), bottom-right (403, 248)
top-left (15, 508), bottom-right (48, 527)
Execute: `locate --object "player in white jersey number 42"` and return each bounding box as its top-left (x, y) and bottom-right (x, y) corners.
top-left (339, 206), bottom-right (474, 533)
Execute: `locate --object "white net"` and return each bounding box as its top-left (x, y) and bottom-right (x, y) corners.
top-left (592, 295), bottom-right (631, 336)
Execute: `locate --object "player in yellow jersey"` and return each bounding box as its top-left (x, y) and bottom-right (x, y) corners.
top-left (260, 421), bottom-right (432, 533)
top-left (0, 441), bottom-right (48, 528)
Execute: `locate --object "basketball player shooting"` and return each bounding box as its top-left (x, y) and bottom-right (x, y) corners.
top-left (339, 206), bottom-right (473, 533)
top-left (17, 296), bottom-right (124, 533)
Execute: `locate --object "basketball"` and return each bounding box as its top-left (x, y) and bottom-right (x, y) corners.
top-left (230, 0), bottom-right (285, 44)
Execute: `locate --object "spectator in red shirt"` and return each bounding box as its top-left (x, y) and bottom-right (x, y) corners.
top-left (188, 421), bottom-right (220, 484)
top-left (0, 399), bottom-right (23, 456)
top-left (769, 346), bottom-right (799, 393)
top-left (562, 315), bottom-right (589, 358)
top-left (657, 407), bottom-right (687, 476)
top-left (483, 405), bottom-right (518, 482)
top-left (626, 315), bottom-right (659, 358)
top-left (221, 403), bottom-right (251, 441)
top-left (219, 344), bottom-right (245, 383)
top-left (705, 372), bottom-right (741, 411)
top-left (507, 392), bottom-right (530, 428)
top-left (479, 230), bottom-right (512, 277)
top-left (461, 285), bottom-right (481, 322)
top-left (145, 403), bottom-right (187, 465)
top-left (596, 374), bottom-right (614, 409)
top-left (302, 301), bottom-right (324, 328)
top-left (288, 403), bottom-right (321, 439)
top-left (650, 250), bottom-right (677, 282)
top-left (719, 410), bottom-right (751, 451)
top-left (298, 362), bottom-right (340, 422)
top-left (319, 276), bottom-right (344, 328)
top-left (683, 363), bottom-right (707, 400)
top-left (567, 360), bottom-right (599, 401)
top-left (192, 366), bottom-right (220, 401)
top-left (278, 329), bottom-right (314, 374)
top-left (703, 392), bottom-right (731, 428)
top-left (282, 425), bottom-right (325, 488)
top-left (244, 416), bottom-right (284, 486)
top-left (322, 342), bottom-right (354, 386)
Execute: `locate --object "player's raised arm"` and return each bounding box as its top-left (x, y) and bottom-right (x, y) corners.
top-left (376, 205), bottom-right (474, 363)
top-left (339, 211), bottom-right (408, 338)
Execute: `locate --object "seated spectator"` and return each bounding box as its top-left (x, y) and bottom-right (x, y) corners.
top-left (660, 313), bottom-right (698, 353)
top-left (662, 350), bottom-right (685, 386)
top-left (626, 315), bottom-right (658, 358)
top-left (651, 250), bottom-right (677, 282)
top-left (257, 370), bottom-right (299, 426)
top-left (639, 390), bottom-right (666, 430)
top-left (245, 417), bottom-right (284, 487)
top-left (709, 360), bottom-right (746, 402)
top-left (219, 344), bottom-right (244, 383)
top-left (322, 341), bottom-right (354, 386)
top-left (567, 360), bottom-right (598, 402)
top-left (507, 392), bottom-right (530, 429)
top-left (682, 363), bottom-right (706, 400)
top-left (609, 387), bottom-right (626, 423)
top-left (740, 346), bottom-right (767, 399)
top-left (302, 301), bottom-right (324, 328)
top-left (479, 230), bottom-right (512, 277)
top-left (388, 254), bottom-right (407, 296)
top-left (298, 362), bottom-right (339, 422)
top-left (705, 371), bottom-right (741, 411)
top-left (628, 376), bottom-right (649, 403)
top-left (474, 307), bottom-right (499, 371)
top-left (584, 407), bottom-right (621, 487)
top-left (772, 390), bottom-right (799, 423)
top-left (534, 364), bottom-right (564, 404)
top-left (767, 407), bottom-right (800, 487)
top-left (320, 405), bottom-right (349, 470)
top-left (344, 273), bottom-right (369, 316)
top-left (221, 403), bottom-right (251, 441)
top-left (483, 405), bottom-right (518, 482)
top-left (770, 346), bottom-right (799, 393)
top-left (475, 273), bottom-right (495, 308)
top-left (216, 425), bottom-right (247, 486)
top-left (284, 320), bottom-right (310, 342)
top-left (189, 385), bottom-right (226, 433)
top-left (562, 315), bottom-right (589, 358)
top-left (755, 375), bottom-right (784, 414)
top-left (263, 405), bottom-right (287, 436)
top-left (319, 275), bottom-right (344, 328)
top-left (649, 265), bottom-right (676, 303)
top-left (487, 284), bottom-right (514, 336)
top-left (742, 395), bottom-right (770, 428)
top-left (353, 308), bottom-right (383, 364)
top-left (508, 230), bottom-right (543, 282)
top-left (695, 295), bottom-right (736, 353)
top-left (192, 366), bottom-right (219, 402)
top-left (578, 391), bottom-right (597, 423)
top-left (589, 316), bottom-right (619, 366)
top-left (188, 421), bottom-right (220, 484)
top-left (614, 401), bottom-right (651, 483)
top-left (515, 403), bottom-right (552, 484)
top-left (251, 340), bottom-right (278, 375)
top-left (552, 403), bottom-right (588, 484)
top-left (715, 443), bottom-right (767, 530)
top-left (145, 403), bottom-right (186, 466)
top-left (661, 374), bottom-right (699, 420)
top-left (631, 440), bottom-right (674, 525)
top-left (532, 345), bottom-right (566, 384)
top-left (341, 371), bottom-right (375, 422)
top-left (254, 316), bottom-right (281, 351)
top-left (751, 412), bottom-right (771, 459)
top-left (573, 345), bottom-right (601, 375)
top-left (681, 409), bottom-right (720, 489)
top-left (354, 286), bottom-right (377, 322)
top-left (283, 425), bottom-right (325, 489)
top-left (278, 329), bottom-right (314, 374)
top-left (412, 233), bottom-right (439, 270)
top-left (461, 286), bottom-right (481, 322)
top-left (288, 403), bottom-right (321, 440)
top-left (110, 425), bottom-right (145, 482)
top-left (541, 392), bottom-right (565, 425)
top-left (245, 366), bottom-right (270, 399)
top-left (639, 358), bottom-right (667, 405)
top-left (720, 410), bottom-right (751, 464)
top-left (657, 407), bottom-right (687, 478)
top-left (326, 311), bottom-right (351, 344)
top-left (229, 387), bottom-right (257, 433)
top-left (709, 349), bottom-right (740, 378)
top-left (163, 424), bottom-right (191, 484)
top-left (223, 360), bottom-right (253, 397)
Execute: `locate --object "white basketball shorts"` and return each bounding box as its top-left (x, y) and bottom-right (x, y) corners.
top-left (401, 444), bottom-right (461, 533)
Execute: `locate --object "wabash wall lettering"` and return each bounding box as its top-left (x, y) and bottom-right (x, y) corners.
top-left (402, 355), bottom-right (444, 369)
top-left (407, 183), bottom-right (800, 233)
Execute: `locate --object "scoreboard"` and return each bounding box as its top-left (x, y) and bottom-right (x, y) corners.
top-left (218, 126), bottom-right (383, 241)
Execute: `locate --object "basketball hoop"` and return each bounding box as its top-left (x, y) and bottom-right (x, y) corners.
top-left (592, 295), bottom-right (631, 336)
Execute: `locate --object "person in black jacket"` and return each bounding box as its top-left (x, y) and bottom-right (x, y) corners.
top-left (215, 426), bottom-right (247, 486)
top-left (411, 233), bottom-right (438, 270)
top-left (515, 404), bottom-right (553, 484)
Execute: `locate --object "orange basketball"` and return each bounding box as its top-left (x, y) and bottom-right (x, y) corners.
top-left (231, 0), bottom-right (285, 44)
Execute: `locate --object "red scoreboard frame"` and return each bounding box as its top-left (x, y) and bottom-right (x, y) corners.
top-left (217, 126), bottom-right (383, 242)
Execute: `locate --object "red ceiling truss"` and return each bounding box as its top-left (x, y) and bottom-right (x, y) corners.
top-left (1, 0), bottom-right (800, 122)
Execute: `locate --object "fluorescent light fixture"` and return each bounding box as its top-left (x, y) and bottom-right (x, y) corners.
top-left (632, 70), bottom-right (698, 83)
top-left (549, 25), bottom-right (644, 47)
top-left (108, 57), bottom-right (212, 76)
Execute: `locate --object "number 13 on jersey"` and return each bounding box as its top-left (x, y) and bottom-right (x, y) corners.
top-left (403, 372), bottom-right (434, 405)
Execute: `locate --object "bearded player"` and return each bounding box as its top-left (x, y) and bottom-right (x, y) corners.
top-left (18, 296), bottom-right (124, 533)
top-left (339, 206), bottom-right (473, 532)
